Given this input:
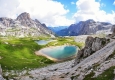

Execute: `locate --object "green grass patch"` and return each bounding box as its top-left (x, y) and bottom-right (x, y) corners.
top-left (47, 37), bottom-right (84, 49)
top-left (0, 37), bottom-right (54, 70)
top-left (84, 66), bottom-right (115, 80)
top-left (107, 50), bottom-right (115, 59)
top-left (83, 71), bottom-right (95, 80)
top-left (0, 37), bottom-right (84, 71)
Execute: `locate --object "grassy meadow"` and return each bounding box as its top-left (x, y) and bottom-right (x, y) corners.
top-left (0, 37), bottom-right (84, 71)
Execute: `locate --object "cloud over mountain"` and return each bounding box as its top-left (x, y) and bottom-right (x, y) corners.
top-left (73, 0), bottom-right (115, 24)
top-left (0, 0), bottom-right (114, 27)
top-left (0, 0), bottom-right (74, 27)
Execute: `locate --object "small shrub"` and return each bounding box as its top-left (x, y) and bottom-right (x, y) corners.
top-left (83, 71), bottom-right (95, 80)
top-left (101, 40), bottom-right (106, 45)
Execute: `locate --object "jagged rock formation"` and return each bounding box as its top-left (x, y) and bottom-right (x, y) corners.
top-left (74, 36), bottom-right (110, 65)
top-left (57, 19), bottom-right (112, 36)
top-left (109, 25), bottom-right (115, 38)
top-left (0, 12), bottom-right (54, 37)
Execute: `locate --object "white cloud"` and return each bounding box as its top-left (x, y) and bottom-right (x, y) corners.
top-left (0, 0), bottom-right (19, 18)
top-left (98, 0), bottom-right (101, 2)
top-left (113, 1), bottom-right (115, 5)
top-left (101, 3), bottom-right (106, 7)
top-left (71, 2), bottom-right (75, 5)
top-left (73, 0), bottom-right (115, 24)
top-left (0, 0), bottom-right (74, 27)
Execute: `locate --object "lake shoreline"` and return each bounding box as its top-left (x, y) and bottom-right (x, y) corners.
top-left (35, 45), bottom-right (78, 62)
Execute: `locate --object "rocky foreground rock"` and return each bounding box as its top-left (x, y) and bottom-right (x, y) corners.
top-left (74, 36), bottom-right (110, 65)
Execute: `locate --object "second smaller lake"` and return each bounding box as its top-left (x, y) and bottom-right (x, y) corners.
top-left (35, 39), bottom-right (56, 45)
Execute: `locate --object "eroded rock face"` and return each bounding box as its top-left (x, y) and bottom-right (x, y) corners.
top-left (16, 12), bottom-right (35, 27)
top-left (110, 25), bottom-right (115, 38)
top-left (74, 36), bottom-right (110, 65)
top-left (0, 17), bottom-right (13, 27)
top-left (17, 12), bottom-right (31, 21)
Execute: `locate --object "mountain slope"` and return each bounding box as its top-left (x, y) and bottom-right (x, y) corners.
top-left (0, 12), bottom-right (54, 37)
top-left (57, 19), bottom-right (112, 36)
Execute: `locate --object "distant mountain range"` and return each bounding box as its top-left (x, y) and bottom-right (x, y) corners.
top-left (48, 26), bottom-right (68, 33)
top-left (0, 12), bottom-right (54, 37)
top-left (56, 19), bottom-right (113, 36)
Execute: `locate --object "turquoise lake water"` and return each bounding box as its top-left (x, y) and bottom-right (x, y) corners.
top-left (41, 46), bottom-right (77, 60)
top-left (36, 39), bottom-right (55, 45)
top-left (36, 40), bottom-right (48, 45)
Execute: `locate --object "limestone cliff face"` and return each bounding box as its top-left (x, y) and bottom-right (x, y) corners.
top-left (110, 25), bottom-right (115, 38)
top-left (0, 17), bottom-right (13, 27)
top-left (74, 36), bottom-right (110, 65)
top-left (0, 12), bottom-right (54, 37)
top-left (16, 12), bottom-right (34, 27)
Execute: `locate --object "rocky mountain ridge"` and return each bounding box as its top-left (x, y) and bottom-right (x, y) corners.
top-left (57, 19), bottom-right (113, 36)
top-left (0, 12), bottom-right (54, 37)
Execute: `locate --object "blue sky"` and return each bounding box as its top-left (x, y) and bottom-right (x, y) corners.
top-left (0, 0), bottom-right (115, 27)
top-left (54, 0), bottom-right (77, 19)
top-left (98, 0), bottom-right (115, 13)
top-left (54, 0), bottom-right (115, 19)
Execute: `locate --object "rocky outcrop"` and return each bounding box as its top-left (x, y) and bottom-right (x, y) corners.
top-left (0, 17), bottom-right (13, 27)
top-left (109, 25), bottom-right (115, 38)
top-left (0, 12), bottom-right (54, 37)
top-left (16, 12), bottom-right (34, 27)
top-left (74, 36), bottom-right (110, 65)
top-left (57, 19), bottom-right (112, 36)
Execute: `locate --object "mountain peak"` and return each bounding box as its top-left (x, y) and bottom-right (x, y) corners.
top-left (16, 12), bottom-right (33, 27)
top-left (16, 12), bottom-right (31, 21)
top-left (86, 19), bottom-right (95, 23)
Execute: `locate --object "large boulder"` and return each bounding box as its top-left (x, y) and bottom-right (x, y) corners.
top-left (110, 25), bottom-right (115, 38)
